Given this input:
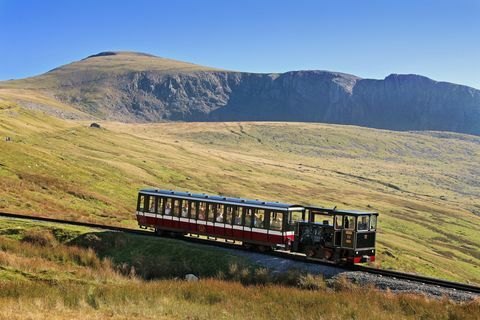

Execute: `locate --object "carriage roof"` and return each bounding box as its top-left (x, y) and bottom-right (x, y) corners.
top-left (139, 189), bottom-right (304, 211)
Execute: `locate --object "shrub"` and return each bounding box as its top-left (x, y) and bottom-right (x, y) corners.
top-left (21, 229), bottom-right (57, 247)
top-left (297, 274), bottom-right (327, 291)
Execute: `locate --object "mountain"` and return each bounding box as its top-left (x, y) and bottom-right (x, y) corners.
top-left (1, 51), bottom-right (479, 135)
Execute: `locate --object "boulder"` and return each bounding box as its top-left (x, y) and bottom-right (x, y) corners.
top-left (185, 274), bottom-right (199, 281)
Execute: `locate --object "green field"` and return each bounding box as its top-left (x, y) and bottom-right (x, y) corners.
top-left (0, 90), bottom-right (479, 285)
top-left (0, 216), bottom-right (477, 320)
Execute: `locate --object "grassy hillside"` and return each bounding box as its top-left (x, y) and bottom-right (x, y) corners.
top-left (0, 51), bottom-right (222, 91)
top-left (0, 217), bottom-right (477, 319)
top-left (0, 91), bottom-right (479, 285)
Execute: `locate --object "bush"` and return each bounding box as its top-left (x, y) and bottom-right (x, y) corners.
top-left (21, 229), bottom-right (57, 247)
top-left (297, 274), bottom-right (327, 291)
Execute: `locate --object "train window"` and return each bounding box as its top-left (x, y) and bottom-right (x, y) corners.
top-left (357, 215), bottom-right (370, 231)
top-left (150, 197), bottom-right (157, 213)
top-left (289, 211), bottom-right (303, 224)
top-left (190, 201), bottom-right (197, 219)
top-left (158, 197), bottom-right (164, 214)
top-left (270, 211), bottom-right (283, 231)
top-left (225, 206), bottom-right (234, 225)
top-left (254, 209), bottom-right (265, 228)
top-left (137, 195), bottom-right (144, 211)
top-left (314, 214), bottom-right (332, 225)
top-left (334, 215), bottom-right (343, 229)
top-left (233, 207), bottom-right (243, 225)
top-left (207, 203), bottom-right (215, 222)
top-left (370, 215), bottom-right (377, 231)
top-left (244, 208), bottom-right (253, 227)
top-left (215, 204), bottom-right (224, 222)
top-left (165, 198), bottom-right (172, 215)
top-left (344, 216), bottom-right (355, 230)
top-left (173, 199), bottom-right (181, 217)
top-left (181, 200), bottom-right (189, 218)
top-left (143, 196), bottom-right (150, 212)
top-left (198, 202), bottom-right (206, 220)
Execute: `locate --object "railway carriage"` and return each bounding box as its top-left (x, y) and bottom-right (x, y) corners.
top-left (136, 189), bottom-right (378, 264)
top-left (136, 189), bottom-right (304, 250)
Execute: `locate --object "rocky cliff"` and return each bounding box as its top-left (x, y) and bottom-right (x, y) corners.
top-left (2, 51), bottom-right (479, 135)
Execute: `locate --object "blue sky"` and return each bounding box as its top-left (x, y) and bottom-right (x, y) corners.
top-left (0, 0), bottom-right (479, 88)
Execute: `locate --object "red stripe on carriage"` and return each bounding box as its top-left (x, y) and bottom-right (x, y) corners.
top-left (137, 214), bottom-right (290, 245)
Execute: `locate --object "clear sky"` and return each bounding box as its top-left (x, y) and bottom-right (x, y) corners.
top-left (0, 0), bottom-right (479, 88)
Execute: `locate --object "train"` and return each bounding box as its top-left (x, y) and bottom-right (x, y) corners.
top-left (136, 189), bottom-right (378, 264)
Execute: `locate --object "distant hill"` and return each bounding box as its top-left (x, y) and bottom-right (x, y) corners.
top-left (1, 51), bottom-right (479, 135)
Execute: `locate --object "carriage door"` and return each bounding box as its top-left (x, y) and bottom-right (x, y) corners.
top-left (342, 215), bottom-right (355, 248)
top-left (243, 208), bottom-right (253, 241)
top-left (333, 215), bottom-right (343, 246)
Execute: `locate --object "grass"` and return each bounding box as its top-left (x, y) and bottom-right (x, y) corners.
top-left (0, 217), bottom-right (478, 320)
top-left (0, 91), bottom-right (479, 286)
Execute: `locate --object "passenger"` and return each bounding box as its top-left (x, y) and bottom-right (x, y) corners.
top-left (244, 214), bottom-right (251, 227)
top-left (216, 212), bottom-right (224, 223)
top-left (234, 215), bottom-right (241, 225)
top-left (198, 211), bottom-right (205, 220)
top-left (181, 207), bottom-right (188, 218)
top-left (271, 216), bottom-right (282, 229)
top-left (254, 214), bottom-right (263, 228)
top-left (165, 203), bottom-right (171, 215)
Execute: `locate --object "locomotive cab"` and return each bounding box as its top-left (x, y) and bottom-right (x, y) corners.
top-left (291, 207), bottom-right (378, 264)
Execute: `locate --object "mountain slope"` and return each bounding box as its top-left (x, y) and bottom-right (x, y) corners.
top-left (1, 51), bottom-right (479, 135)
top-left (0, 102), bottom-right (479, 283)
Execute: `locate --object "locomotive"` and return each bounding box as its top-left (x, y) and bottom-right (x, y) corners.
top-left (136, 189), bottom-right (378, 264)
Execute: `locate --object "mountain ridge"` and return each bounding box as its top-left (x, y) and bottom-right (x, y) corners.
top-left (1, 51), bottom-right (479, 135)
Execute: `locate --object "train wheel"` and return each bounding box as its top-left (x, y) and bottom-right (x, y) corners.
top-left (305, 247), bottom-right (317, 258)
top-left (323, 249), bottom-right (333, 260)
top-left (242, 242), bottom-right (254, 250)
top-left (169, 232), bottom-right (184, 238)
top-left (256, 245), bottom-right (272, 253)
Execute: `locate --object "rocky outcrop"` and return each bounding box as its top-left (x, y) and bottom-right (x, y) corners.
top-left (4, 52), bottom-right (480, 135)
top-left (72, 69), bottom-right (479, 135)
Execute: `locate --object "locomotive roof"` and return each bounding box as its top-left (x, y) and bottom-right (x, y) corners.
top-left (139, 189), bottom-right (304, 211)
top-left (306, 206), bottom-right (378, 216)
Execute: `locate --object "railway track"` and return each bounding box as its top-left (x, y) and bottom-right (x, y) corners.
top-left (0, 211), bottom-right (479, 294)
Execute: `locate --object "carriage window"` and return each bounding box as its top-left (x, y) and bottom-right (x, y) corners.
top-left (165, 198), bottom-right (172, 215)
top-left (149, 197), bottom-right (157, 213)
top-left (190, 201), bottom-right (197, 219)
top-left (181, 200), bottom-right (189, 218)
top-left (225, 206), bottom-right (234, 224)
top-left (173, 199), bottom-right (181, 217)
top-left (289, 211), bottom-right (303, 224)
top-left (370, 215), bottom-right (377, 231)
top-left (143, 196), bottom-right (150, 212)
top-left (138, 195), bottom-right (145, 211)
top-left (198, 202), bottom-right (206, 220)
top-left (357, 215), bottom-right (370, 231)
top-left (270, 211), bottom-right (283, 231)
top-left (244, 208), bottom-right (253, 227)
top-left (233, 207), bottom-right (243, 225)
top-left (254, 209), bottom-right (265, 228)
top-left (215, 204), bottom-right (224, 222)
top-left (207, 203), bottom-right (215, 222)
top-left (344, 216), bottom-right (355, 230)
top-left (158, 197), bottom-right (164, 214)
top-left (334, 215), bottom-right (343, 229)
